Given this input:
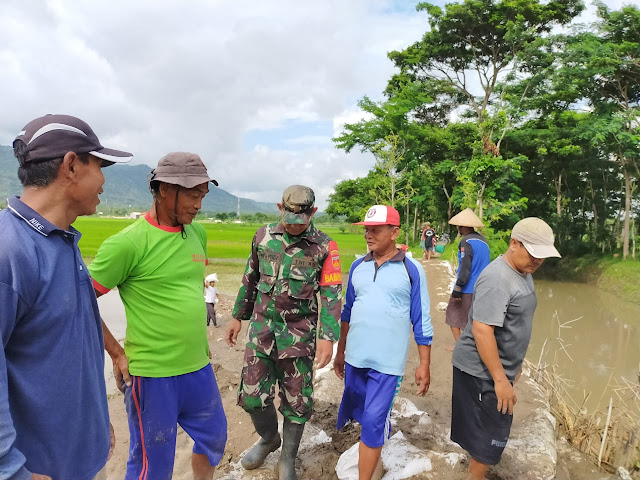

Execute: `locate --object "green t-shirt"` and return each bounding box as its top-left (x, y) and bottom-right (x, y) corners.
top-left (90, 213), bottom-right (209, 377)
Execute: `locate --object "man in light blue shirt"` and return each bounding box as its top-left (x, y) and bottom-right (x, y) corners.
top-left (334, 205), bottom-right (433, 480)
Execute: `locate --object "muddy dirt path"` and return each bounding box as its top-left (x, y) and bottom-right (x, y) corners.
top-left (104, 259), bottom-right (612, 479)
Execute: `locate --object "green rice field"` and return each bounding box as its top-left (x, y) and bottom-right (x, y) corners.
top-left (74, 217), bottom-right (421, 295)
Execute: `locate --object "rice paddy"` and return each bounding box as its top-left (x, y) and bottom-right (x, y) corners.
top-left (73, 217), bottom-right (419, 295)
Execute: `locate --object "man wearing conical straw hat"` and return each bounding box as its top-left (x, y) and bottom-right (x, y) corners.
top-left (450, 217), bottom-right (561, 479)
top-left (445, 208), bottom-right (490, 351)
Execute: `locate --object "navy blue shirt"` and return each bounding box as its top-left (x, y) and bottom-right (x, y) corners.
top-left (0, 197), bottom-right (109, 480)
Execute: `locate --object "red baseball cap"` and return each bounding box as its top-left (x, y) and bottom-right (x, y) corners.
top-left (354, 205), bottom-right (400, 226)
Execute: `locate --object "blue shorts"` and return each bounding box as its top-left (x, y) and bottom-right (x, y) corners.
top-left (124, 364), bottom-right (227, 480)
top-left (336, 363), bottom-right (403, 448)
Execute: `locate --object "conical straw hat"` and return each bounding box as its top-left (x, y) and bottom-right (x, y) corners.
top-left (448, 208), bottom-right (484, 228)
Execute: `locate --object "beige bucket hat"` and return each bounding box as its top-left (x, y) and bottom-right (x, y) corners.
top-left (448, 208), bottom-right (484, 228)
top-left (149, 152), bottom-right (218, 189)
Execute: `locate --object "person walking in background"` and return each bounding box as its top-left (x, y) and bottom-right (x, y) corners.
top-left (225, 185), bottom-right (342, 480)
top-left (450, 218), bottom-right (561, 480)
top-left (445, 208), bottom-right (490, 351)
top-left (421, 222), bottom-right (437, 260)
top-left (334, 205), bottom-right (433, 480)
top-left (205, 273), bottom-right (219, 327)
top-left (0, 114), bottom-right (132, 480)
top-left (90, 152), bottom-right (227, 480)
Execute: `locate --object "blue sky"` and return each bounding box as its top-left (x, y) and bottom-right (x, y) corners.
top-left (243, 119), bottom-right (335, 151)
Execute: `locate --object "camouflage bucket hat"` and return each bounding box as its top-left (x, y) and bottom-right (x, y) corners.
top-left (281, 185), bottom-right (315, 224)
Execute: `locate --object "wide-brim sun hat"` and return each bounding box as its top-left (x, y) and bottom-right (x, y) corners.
top-left (448, 208), bottom-right (484, 228)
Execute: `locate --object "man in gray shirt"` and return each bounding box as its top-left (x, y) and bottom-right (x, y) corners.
top-left (451, 217), bottom-right (561, 480)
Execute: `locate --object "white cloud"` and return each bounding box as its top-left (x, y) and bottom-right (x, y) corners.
top-left (0, 0), bottom-right (424, 208)
top-left (333, 107), bottom-right (376, 138)
top-left (0, 0), bottom-right (631, 209)
top-left (219, 144), bottom-right (374, 208)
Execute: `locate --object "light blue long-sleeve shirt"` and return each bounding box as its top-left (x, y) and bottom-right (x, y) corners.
top-left (341, 250), bottom-right (433, 376)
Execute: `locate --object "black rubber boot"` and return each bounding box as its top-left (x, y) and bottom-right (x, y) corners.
top-left (241, 404), bottom-right (281, 470)
top-left (276, 420), bottom-right (305, 480)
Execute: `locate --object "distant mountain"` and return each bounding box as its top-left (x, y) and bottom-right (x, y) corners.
top-left (0, 145), bottom-right (278, 214)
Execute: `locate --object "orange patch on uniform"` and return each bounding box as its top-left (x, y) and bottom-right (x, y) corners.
top-left (319, 241), bottom-right (342, 286)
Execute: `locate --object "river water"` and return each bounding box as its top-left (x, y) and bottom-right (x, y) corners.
top-left (527, 279), bottom-right (640, 409)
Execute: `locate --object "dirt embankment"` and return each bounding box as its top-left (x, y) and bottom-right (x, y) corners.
top-left (104, 259), bottom-right (614, 480)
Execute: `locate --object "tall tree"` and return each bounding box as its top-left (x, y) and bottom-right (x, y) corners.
top-left (386, 0), bottom-right (584, 216)
top-left (554, 3), bottom-right (640, 258)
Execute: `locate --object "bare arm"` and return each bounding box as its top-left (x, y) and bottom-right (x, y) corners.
top-left (333, 321), bottom-right (350, 379)
top-left (95, 288), bottom-right (131, 391)
top-left (227, 232), bottom-right (262, 347)
top-left (415, 344), bottom-right (431, 396)
top-left (472, 320), bottom-right (516, 414)
top-left (315, 283), bottom-right (342, 370)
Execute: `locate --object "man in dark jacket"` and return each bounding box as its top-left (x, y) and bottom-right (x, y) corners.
top-left (445, 208), bottom-right (490, 350)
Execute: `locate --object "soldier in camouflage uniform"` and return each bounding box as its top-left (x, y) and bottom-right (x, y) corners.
top-left (226, 185), bottom-right (342, 480)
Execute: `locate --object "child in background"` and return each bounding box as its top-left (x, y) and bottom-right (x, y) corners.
top-left (204, 273), bottom-right (219, 327)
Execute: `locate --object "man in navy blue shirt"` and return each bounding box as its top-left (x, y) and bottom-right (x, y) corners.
top-left (0, 114), bottom-right (132, 480)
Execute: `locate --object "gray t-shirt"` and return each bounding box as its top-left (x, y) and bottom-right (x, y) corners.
top-left (452, 256), bottom-right (537, 381)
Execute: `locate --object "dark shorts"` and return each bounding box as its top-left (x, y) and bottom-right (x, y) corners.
top-left (445, 293), bottom-right (473, 329)
top-left (450, 367), bottom-right (513, 465)
top-left (337, 363), bottom-right (403, 448)
top-left (124, 364), bottom-right (227, 479)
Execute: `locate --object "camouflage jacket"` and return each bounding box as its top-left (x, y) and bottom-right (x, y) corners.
top-left (232, 221), bottom-right (342, 359)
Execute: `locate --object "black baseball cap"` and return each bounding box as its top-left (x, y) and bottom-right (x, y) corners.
top-left (13, 114), bottom-right (133, 167)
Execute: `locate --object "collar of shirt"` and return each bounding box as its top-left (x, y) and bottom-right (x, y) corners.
top-left (363, 248), bottom-right (406, 263)
top-left (271, 220), bottom-right (319, 244)
top-left (7, 195), bottom-right (80, 239)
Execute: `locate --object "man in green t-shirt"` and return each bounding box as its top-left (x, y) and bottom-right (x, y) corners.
top-left (90, 152), bottom-right (226, 480)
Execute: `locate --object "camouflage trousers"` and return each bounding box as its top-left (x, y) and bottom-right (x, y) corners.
top-left (238, 347), bottom-right (314, 424)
